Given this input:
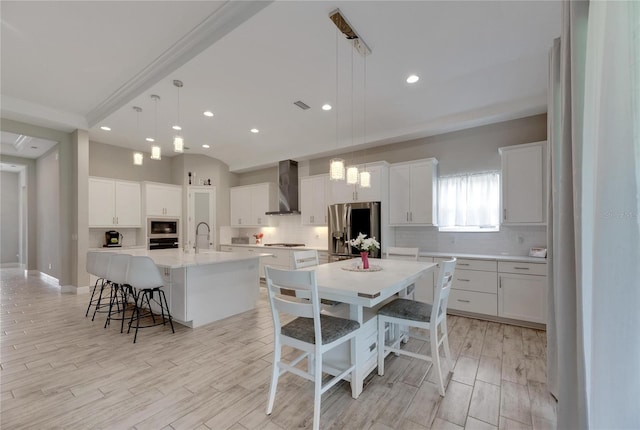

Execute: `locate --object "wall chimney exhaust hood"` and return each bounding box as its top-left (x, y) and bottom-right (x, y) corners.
top-left (266, 160), bottom-right (300, 215)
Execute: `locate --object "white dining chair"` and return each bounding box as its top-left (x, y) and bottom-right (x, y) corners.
top-left (264, 265), bottom-right (360, 430)
top-left (377, 257), bottom-right (457, 396)
top-left (126, 256), bottom-right (174, 343)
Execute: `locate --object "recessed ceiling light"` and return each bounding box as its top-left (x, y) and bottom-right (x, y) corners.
top-left (172, 125), bottom-right (182, 131)
top-left (100, 126), bottom-right (111, 131)
top-left (406, 74), bottom-right (420, 84)
top-left (146, 137), bottom-right (155, 142)
top-left (202, 144), bottom-right (210, 149)
top-left (322, 104), bottom-right (332, 111)
top-left (250, 128), bottom-right (259, 134)
top-left (203, 111), bottom-right (214, 117)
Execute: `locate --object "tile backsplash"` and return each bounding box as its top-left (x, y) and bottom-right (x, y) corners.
top-left (225, 215), bottom-right (329, 249)
top-left (89, 228), bottom-right (140, 248)
top-left (393, 225), bottom-right (547, 256)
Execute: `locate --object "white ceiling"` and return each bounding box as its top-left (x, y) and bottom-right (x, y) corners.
top-left (1, 1), bottom-right (560, 173)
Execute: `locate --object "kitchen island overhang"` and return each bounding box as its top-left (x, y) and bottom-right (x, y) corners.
top-left (128, 249), bottom-right (270, 328)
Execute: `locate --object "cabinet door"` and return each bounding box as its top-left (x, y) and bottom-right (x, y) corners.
top-left (230, 187), bottom-right (251, 226)
top-left (251, 184), bottom-right (270, 226)
top-left (498, 273), bottom-right (546, 323)
top-left (409, 161), bottom-right (436, 225)
top-left (301, 176), bottom-right (328, 225)
top-left (501, 142), bottom-right (545, 224)
top-left (389, 165), bottom-right (411, 224)
top-left (330, 180), bottom-right (357, 204)
top-left (146, 184), bottom-right (181, 217)
top-left (88, 178), bottom-right (116, 227)
top-left (115, 181), bottom-right (141, 227)
top-left (356, 165), bottom-right (382, 202)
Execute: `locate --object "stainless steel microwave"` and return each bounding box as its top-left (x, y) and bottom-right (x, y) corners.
top-left (148, 218), bottom-right (179, 238)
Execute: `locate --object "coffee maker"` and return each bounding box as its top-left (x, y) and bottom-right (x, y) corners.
top-left (104, 230), bottom-right (122, 247)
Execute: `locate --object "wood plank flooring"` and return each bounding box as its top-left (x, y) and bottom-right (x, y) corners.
top-left (0, 269), bottom-right (557, 429)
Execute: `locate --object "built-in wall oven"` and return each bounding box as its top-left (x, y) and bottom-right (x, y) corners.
top-left (148, 219), bottom-right (179, 249)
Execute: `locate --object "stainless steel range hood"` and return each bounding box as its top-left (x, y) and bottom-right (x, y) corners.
top-left (265, 160), bottom-right (300, 215)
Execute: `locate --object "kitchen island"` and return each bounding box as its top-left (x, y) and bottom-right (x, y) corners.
top-left (91, 248), bottom-right (269, 328)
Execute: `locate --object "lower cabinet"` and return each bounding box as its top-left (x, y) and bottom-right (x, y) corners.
top-left (498, 262), bottom-right (547, 324)
top-left (437, 258), bottom-right (498, 316)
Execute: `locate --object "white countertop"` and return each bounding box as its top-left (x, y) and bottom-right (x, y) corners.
top-left (419, 251), bottom-right (547, 263)
top-left (222, 243), bottom-right (329, 252)
top-left (89, 248), bottom-right (270, 269)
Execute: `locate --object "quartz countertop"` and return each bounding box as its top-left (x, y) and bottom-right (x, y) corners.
top-left (419, 251), bottom-right (547, 263)
top-left (221, 243), bottom-right (329, 252)
top-left (88, 248), bottom-right (270, 269)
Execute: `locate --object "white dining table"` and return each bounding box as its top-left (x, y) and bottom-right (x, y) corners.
top-left (298, 257), bottom-right (438, 398)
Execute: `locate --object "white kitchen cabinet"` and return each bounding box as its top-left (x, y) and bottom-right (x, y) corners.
top-left (300, 174), bottom-right (329, 225)
top-left (230, 183), bottom-right (277, 227)
top-left (328, 163), bottom-right (388, 204)
top-left (389, 158), bottom-right (438, 226)
top-left (221, 244), bottom-right (292, 278)
top-left (499, 141), bottom-right (547, 225)
top-left (435, 257), bottom-right (498, 316)
top-left (498, 261), bottom-right (547, 324)
top-left (88, 177), bottom-right (141, 227)
top-left (145, 183), bottom-right (182, 217)
top-left (317, 250), bottom-right (329, 265)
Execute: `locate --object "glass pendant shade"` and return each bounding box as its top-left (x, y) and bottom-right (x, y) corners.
top-left (330, 158), bottom-right (345, 180)
top-left (133, 152), bottom-right (143, 166)
top-left (359, 170), bottom-right (371, 188)
top-left (150, 145), bottom-right (162, 160)
top-left (346, 165), bottom-right (359, 185)
top-left (173, 136), bottom-right (184, 153)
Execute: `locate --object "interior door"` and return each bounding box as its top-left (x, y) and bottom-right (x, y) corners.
top-left (188, 187), bottom-right (216, 251)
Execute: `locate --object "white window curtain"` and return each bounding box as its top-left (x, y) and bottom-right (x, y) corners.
top-left (438, 172), bottom-right (500, 229)
top-left (548, 1), bottom-right (640, 429)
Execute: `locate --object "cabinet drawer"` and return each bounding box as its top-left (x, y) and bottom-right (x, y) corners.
top-left (498, 261), bottom-right (547, 276)
top-left (453, 269), bottom-right (497, 294)
top-left (435, 257), bottom-right (496, 272)
top-left (220, 245), bottom-right (233, 252)
top-left (263, 249), bottom-right (291, 268)
top-left (449, 290), bottom-right (497, 315)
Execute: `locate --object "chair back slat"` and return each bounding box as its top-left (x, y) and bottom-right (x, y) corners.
top-left (385, 247), bottom-right (419, 261)
top-left (292, 250), bottom-right (319, 269)
top-left (432, 258), bottom-right (456, 322)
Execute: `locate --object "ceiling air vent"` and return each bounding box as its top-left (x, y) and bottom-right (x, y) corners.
top-left (293, 100), bottom-right (311, 110)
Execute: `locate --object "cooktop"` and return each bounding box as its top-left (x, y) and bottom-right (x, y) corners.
top-left (263, 243), bottom-right (306, 247)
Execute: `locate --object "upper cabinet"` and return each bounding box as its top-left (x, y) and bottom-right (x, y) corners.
top-left (145, 183), bottom-right (183, 218)
top-left (230, 183), bottom-right (278, 227)
top-left (88, 177), bottom-right (141, 228)
top-left (389, 158), bottom-right (438, 226)
top-left (499, 141), bottom-right (547, 225)
top-left (300, 174), bottom-right (329, 225)
top-left (328, 162), bottom-right (388, 204)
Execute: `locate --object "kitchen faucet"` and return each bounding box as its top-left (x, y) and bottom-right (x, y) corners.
top-left (194, 222), bottom-right (210, 254)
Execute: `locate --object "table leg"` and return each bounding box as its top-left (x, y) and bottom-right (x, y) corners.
top-left (349, 304), bottom-right (364, 399)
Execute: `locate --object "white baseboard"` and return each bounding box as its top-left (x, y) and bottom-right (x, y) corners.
top-left (0, 262), bottom-right (21, 268)
top-left (39, 271), bottom-right (59, 285)
top-left (61, 285), bottom-right (88, 294)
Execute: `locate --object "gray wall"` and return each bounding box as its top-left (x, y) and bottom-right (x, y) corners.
top-left (89, 140), bottom-right (175, 183)
top-left (307, 114), bottom-right (547, 176)
top-left (1, 171), bottom-right (20, 264)
top-left (36, 148), bottom-right (61, 278)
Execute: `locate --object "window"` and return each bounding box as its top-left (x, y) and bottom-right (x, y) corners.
top-left (438, 171), bottom-right (500, 232)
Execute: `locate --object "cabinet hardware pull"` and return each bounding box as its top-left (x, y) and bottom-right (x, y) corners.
top-left (458, 263), bottom-right (469, 266)
top-left (503, 208), bottom-right (507, 221)
top-left (457, 279), bottom-right (470, 282)
top-left (513, 266), bottom-right (530, 270)
top-left (369, 342), bottom-right (376, 352)
top-left (457, 299), bottom-right (471, 303)
top-left (116, 217), bottom-right (118, 224)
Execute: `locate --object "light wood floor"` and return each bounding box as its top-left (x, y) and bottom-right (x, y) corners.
top-left (0, 269), bottom-right (556, 430)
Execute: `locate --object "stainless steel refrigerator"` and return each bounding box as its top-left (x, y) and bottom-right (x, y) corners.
top-left (328, 201), bottom-right (381, 261)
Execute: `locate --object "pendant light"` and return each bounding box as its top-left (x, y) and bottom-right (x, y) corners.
top-left (359, 53), bottom-right (371, 188)
top-left (173, 80), bottom-right (184, 153)
top-left (150, 94), bottom-right (161, 160)
top-left (345, 45), bottom-right (359, 185)
top-left (132, 106), bottom-right (143, 166)
top-left (329, 29), bottom-right (345, 181)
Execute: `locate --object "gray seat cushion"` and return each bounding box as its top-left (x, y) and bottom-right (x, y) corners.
top-left (378, 298), bottom-right (433, 323)
top-left (282, 315), bottom-right (360, 344)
